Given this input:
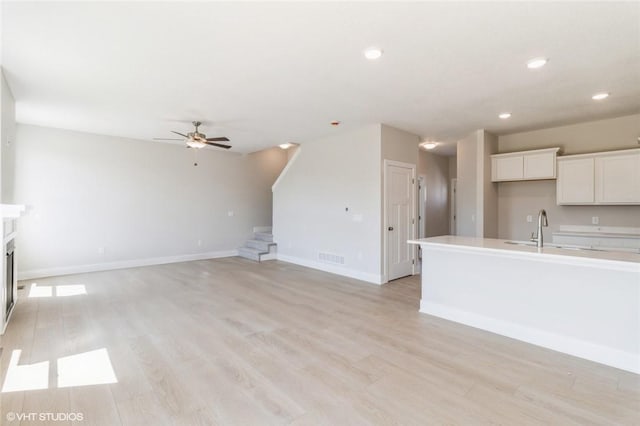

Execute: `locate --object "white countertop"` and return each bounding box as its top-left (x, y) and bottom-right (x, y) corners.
top-left (409, 235), bottom-right (640, 269)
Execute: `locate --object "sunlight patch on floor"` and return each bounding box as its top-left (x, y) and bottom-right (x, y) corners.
top-left (28, 283), bottom-right (53, 298)
top-left (1, 348), bottom-right (118, 392)
top-left (28, 283), bottom-right (87, 298)
top-left (57, 348), bottom-right (118, 388)
top-left (1, 350), bottom-right (49, 392)
top-left (55, 284), bottom-right (87, 297)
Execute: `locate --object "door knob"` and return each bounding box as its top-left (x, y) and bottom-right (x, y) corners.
top-left (388, 226), bottom-right (394, 231)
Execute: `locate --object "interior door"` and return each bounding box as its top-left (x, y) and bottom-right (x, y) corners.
top-left (386, 162), bottom-right (415, 281)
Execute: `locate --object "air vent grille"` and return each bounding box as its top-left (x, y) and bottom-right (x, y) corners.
top-left (318, 252), bottom-right (345, 265)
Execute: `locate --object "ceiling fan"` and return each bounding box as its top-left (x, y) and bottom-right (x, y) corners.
top-left (154, 121), bottom-right (231, 149)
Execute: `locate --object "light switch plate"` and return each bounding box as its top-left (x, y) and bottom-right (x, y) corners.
top-left (526, 215), bottom-right (533, 223)
top-left (592, 216), bottom-right (599, 225)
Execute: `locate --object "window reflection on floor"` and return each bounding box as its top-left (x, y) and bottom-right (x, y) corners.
top-left (28, 283), bottom-right (87, 298)
top-left (27, 283), bottom-right (53, 298)
top-left (1, 350), bottom-right (49, 392)
top-left (1, 348), bottom-right (118, 393)
top-left (57, 348), bottom-right (117, 388)
top-left (55, 284), bottom-right (87, 297)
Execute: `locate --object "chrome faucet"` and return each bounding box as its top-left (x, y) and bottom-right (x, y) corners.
top-left (530, 209), bottom-right (548, 248)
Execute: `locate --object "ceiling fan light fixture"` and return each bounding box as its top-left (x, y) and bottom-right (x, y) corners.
top-left (156, 121), bottom-right (232, 150)
top-left (186, 139), bottom-right (206, 149)
top-left (420, 141), bottom-right (438, 150)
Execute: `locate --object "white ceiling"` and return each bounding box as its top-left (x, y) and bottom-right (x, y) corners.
top-left (2, 2), bottom-right (639, 155)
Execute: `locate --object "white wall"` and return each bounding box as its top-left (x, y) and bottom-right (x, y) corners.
top-left (15, 124), bottom-right (287, 278)
top-left (497, 114), bottom-right (640, 240)
top-left (448, 156), bottom-right (457, 180)
top-left (499, 114), bottom-right (640, 155)
top-left (381, 124), bottom-right (419, 165)
top-left (273, 124), bottom-right (383, 283)
top-left (418, 150), bottom-right (450, 237)
top-left (480, 131), bottom-right (498, 238)
top-left (456, 130), bottom-right (498, 238)
top-left (456, 131), bottom-right (479, 237)
top-left (1, 69), bottom-right (16, 203)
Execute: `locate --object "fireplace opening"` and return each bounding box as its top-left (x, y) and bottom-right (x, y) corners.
top-left (5, 240), bottom-right (14, 321)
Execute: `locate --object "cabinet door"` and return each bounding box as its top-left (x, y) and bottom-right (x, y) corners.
top-left (595, 152), bottom-right (640, 204)
top-left (492, 156), bottom-right (523, 181)
top-left (524, 152), bottom-right (556, 179)
top-left (557, 158), bottom-right (594, 204)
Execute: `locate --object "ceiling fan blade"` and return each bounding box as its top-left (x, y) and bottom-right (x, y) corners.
top-left (205, 137), bottom-right (230, 142)
top-left (171, 131), bottom-right (189, 138)
top-left (153, 138), bottom-right (182, 141)
top-left (204, 141), bottom-right (232, 149)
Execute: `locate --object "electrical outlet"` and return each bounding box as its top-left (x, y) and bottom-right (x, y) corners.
top-left (592, 216), bottom-right (599, 225)
top-left (227, 210), bottom-right (234, 217)
top-left (98, 247), bottom-right (105, 255)
top-left (526, 215), bottom-right (533, 223)
top-left (197, 239), bottom-right (202, 247)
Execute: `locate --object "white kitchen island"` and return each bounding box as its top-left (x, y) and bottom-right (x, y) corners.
top-left (409, 236), bottom-right (640, 374)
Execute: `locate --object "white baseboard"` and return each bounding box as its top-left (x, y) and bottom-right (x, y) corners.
top-left (277, 254), bottom-right (383, 285)
top-left (420, 300), bottom-right (640, 374)
top-left (18, 250), bottom-right (239, 281)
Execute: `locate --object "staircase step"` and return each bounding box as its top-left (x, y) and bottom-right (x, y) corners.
top-left (246, 239), bottom-right (275, 251)
top-left (254, 232), bottom-right (273, 242)
top-left (238, 247), bottom-right (263, 262)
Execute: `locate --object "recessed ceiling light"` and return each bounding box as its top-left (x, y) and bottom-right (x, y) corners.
top-left (499, 113), bottom-right (512, 119)
top-left (420, 142), bottom-right (438, 150)
top-left (592, 92), bottom-right (609, 100)
top-left (279, 143), bottom-right (293, 149)
top-left (364, 47), bottom-right (383, 60)
top-left (527, 57), bottom-right (548, 69)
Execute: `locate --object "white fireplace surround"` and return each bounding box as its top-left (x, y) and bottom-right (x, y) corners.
top-left (1, 204), bottom-right (25, 334)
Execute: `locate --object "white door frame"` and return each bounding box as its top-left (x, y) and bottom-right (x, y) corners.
top-left (418, 175), bottom-right (427, 239)
top-left (383, 159), bottom-right (417, 284)
top-left (450, 178), bottom-right (457, 235)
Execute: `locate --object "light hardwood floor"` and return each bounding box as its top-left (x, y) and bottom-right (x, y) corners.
top-left (1, 257), bottom-right (638, 425)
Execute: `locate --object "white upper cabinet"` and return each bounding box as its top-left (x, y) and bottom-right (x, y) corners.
top-left (557, 158), bottom-right (595, 204)
top-left (595, 150), bottom-right (640, 204)
top-left (491, 148), bottom-right (560, 182)
top-left (492, 155), bottom-right (523, 181)
top-left (524, 151), bottom-right (557, 179)
top-left (557, 148), bottom-right (640, 205)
